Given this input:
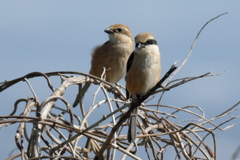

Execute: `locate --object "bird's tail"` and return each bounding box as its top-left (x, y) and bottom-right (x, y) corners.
top-left (72, 83), bottom-right (91, 107)
top-left (128, 107), bottom-right (138, 143)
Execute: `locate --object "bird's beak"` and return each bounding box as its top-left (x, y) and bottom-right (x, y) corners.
top-left (104, 28), bottom-right (114, 34)
top-left (136, 43), bottom-right (145, 49)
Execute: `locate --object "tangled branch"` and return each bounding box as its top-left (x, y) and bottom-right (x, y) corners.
top-left (1, 12), bottom-right (239, 160)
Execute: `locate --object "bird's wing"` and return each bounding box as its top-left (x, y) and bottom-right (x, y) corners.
top-left (126, 51), bottom-right (135, 99)
top-left (126, 51), bottom-right (135, 73)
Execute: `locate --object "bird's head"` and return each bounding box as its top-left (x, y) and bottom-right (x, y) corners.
top-left (104, 24), bottom-right (133, 44)
top-left (134, 32), bottom-right (158, 49)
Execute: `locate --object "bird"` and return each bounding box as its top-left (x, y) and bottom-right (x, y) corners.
top-left (125, 32), bottom-right (161, 143)
top-left (73, 24), bottom-right (134, 107)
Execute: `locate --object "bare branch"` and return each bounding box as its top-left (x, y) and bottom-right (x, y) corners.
top-left (164, 12), bottom-right (228, 85)
top-left (1, 12), bottom-right (238, 160)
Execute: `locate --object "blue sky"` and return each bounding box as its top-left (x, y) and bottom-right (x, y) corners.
top-left (0, 1), bottom-right (240, 159)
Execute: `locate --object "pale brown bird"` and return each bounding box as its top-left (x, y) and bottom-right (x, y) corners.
top-left (73, 24), bottom-right (134, 107)
top-left (125, 32), bottom-right (161, 143)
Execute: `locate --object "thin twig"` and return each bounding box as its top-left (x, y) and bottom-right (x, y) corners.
top-left (164, 12), bottom-right (228, 85)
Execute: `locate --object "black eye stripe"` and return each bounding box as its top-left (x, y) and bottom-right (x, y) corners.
top-left (135, 39), bottom-right (157, 48)
top-left (146, 39), bottom-right (157, 45)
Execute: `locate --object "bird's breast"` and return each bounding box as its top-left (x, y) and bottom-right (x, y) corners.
top-left (126, 51), bottom-right (161, 96)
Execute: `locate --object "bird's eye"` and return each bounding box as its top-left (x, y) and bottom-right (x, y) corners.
top-left (146, 40), bottom-right (151, 44)
top-left (116, 28), bottom-right (123, 32)
top-left (145, 39), bottom-right (157, 45)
